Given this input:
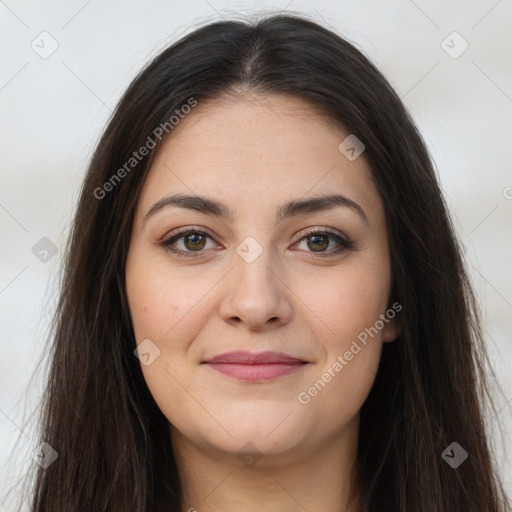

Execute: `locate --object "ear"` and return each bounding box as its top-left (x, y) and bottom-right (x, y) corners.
top-left (382, 303), bottom-right (403, 342)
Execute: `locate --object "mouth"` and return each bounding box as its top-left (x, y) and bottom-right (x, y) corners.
top-left (201, 351), bottom-right (309, 382)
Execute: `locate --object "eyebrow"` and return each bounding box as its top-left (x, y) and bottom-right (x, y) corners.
top-left (143, 193), bottom-right (369, 226)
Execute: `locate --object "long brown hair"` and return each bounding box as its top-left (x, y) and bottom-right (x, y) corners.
top-left (18, 13), bottom-right (511, 511)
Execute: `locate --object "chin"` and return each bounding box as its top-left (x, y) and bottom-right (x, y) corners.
top-left (189, 408), bottom-right (309, 461)
top-left (202, 431), bottom-right (307, 468)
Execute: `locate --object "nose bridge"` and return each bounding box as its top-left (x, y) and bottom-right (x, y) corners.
top-left (236, 231), bottom-right (286, 281)
top-left (233, 234), bottom-right (280, 297)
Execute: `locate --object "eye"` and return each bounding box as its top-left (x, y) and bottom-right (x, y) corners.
top-left (292, 229), bottom-right (355, 257)
top-left (158, 228), bottom-right (220, 258)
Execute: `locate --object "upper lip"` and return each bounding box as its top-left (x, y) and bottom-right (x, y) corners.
top-left (203, 351), bottom-right (307, 364)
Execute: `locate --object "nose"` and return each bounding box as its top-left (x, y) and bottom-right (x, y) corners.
top-left (218, 246), bottom-right (293, 331)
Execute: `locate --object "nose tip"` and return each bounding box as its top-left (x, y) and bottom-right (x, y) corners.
top-left (219, 260), bottom-right (293, 331)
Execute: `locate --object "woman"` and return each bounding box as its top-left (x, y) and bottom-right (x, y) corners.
top-left (27, 13), bottom-right (510, 512)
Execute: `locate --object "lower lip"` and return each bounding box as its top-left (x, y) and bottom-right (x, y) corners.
top-left (205, 362), bottom-right (307, 381)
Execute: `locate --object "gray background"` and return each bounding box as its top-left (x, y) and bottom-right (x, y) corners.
top-left (1, 0), bottom-right (511, 509)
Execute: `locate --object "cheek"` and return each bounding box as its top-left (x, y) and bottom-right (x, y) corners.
top-left (125, 254), bottom-right (214, 425)
top-left (306, 260), bottom-right (390, 344)
top-left (126, 256), bottom-right (213, 344)
top-left (298, 262), bottom-right (390, 417)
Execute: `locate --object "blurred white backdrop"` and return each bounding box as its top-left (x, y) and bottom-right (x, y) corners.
top-left (1, 0), bottom-right (511, 510)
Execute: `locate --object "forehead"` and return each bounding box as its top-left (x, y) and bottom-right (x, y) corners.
top-left (136, 93), bottom-right (383, 224)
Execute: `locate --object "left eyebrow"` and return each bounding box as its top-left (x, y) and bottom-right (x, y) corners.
top-left (143, 193), bottom-right (369, 226)
top-left (276, 194), bottom-right (369, 225)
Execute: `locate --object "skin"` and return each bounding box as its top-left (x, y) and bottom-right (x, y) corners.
top-left (125, 92), bottom-right (401, 512)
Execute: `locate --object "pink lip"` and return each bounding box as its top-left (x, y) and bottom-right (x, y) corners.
top-left (202, 351), bottom-right (308, 382)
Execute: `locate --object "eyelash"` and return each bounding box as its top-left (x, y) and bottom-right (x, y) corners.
top-left (157, 227), bottom-right (355, 259)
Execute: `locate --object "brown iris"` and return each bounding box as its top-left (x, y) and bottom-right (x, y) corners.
top-left (184, 233), bottom-right (206, 251)
top-left (307, 234), bottom-right (329, 252)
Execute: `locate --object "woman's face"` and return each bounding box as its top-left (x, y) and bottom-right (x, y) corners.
top-left (125, 93), bottom-right (400, 462)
